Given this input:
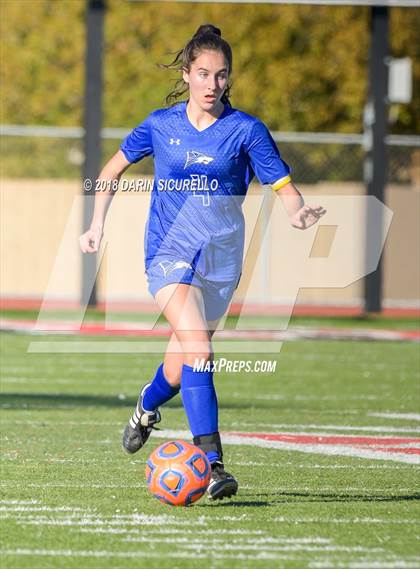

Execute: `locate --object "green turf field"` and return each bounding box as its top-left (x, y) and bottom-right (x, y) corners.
top-left (1, 331), bottom-right (419, 569)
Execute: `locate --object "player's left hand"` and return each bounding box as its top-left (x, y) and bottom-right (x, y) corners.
top-left (290, 205), bottom-right (326, 230)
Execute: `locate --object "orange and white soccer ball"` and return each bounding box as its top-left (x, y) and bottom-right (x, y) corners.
top-left (145, 440), bottom-right (211, 506)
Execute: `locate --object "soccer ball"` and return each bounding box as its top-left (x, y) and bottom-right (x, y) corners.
top-left (145, 440), bottom-right (211, 506)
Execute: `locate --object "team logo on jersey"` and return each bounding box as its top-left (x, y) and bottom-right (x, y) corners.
top-left (159, 260), bottom-right (193, 277)
top-left (184, 151), bottom-right (214, 169)
top-left (170, 138), bottom-right (181, 145)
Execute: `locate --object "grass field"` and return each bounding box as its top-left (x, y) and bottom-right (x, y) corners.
top-left (2, 309), bottom-right (419, 330)
top-left (1, 326), bottom-right (419, 569)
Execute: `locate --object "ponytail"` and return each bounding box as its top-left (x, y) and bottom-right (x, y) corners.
top-left (160, 24), bottom-right (233, 106)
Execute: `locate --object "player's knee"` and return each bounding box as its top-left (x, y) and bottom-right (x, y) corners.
top-left (191, 349), bottom-right (212, 364)
top-left (183, 342), bottom-right (213, 367)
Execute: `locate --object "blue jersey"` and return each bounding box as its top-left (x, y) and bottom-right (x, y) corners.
top-left (120, 101), bottom-right (290, 282)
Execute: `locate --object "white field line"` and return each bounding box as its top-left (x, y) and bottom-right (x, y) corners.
top-left (0, 548), bottom-right (282, 561)
top-left (122, 540), bottom-right (383, 554)
top-left (2, 549), bottom-right (418, 566)
top-left (0, 546), bottom-right (385, 559)
top-left (274, 517), bottom-right (419, 525)
top-left (230, 423), bottom-right (420, 434)
top-left (0, 500), bottom-right (39, 505)
top-left (75, 528), bottom-right (217, 536)
top-left (235, 462), bottom-right (418, 469)
top-left (0, 548), bottom-right (335, 562)
top-left (151, 430), bottom-right (420, 465)
top-left (12, 514), bottom-right (207, 527)
top-left (0, 506), bottom-right (84, 513)
top-left (369, 413), bottom-right (420, 421)
top-left (245, 486), bottom-right (416, 493)
top-left (225, 438), bottom-right (420, 465)
top-left (18, 510), bottom-right (420, 527)
top-left (104, 534), bottom-right (332, 545)
top-left (0, 511), bottom-right (92, 520)
top-left (2, 505), bottom-right (417, 569)
top-left (4, 514), bottom-right (418, 528)
top-left (121, 536), bottom-right (334, 546)
top-left (78, 527), bottom-right (268, 536)
top-left (9, 509), bottom-right (418, 527)
top-left (16, 517), bottom-right (248, 528)
top-left (2, 501), bottom-right (418, 566)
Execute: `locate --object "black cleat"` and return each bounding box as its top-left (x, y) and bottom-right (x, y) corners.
top-left (207, 461), bottom-right (238, 500)
top-left (122, 383), bottom-right (161, 454)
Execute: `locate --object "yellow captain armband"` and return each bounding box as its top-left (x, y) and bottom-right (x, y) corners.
top-left (271, 175), bottom-right (292, 191)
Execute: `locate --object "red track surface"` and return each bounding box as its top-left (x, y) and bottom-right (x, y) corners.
top-left (1, 297), bottom-right (419, 318)
top-left (1, 318), bottom-right (419, 341)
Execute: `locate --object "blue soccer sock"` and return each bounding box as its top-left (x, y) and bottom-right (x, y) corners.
top-left (181, 364), bottom-right (221, 463)
top-left (142, 363), bottom-right (180, 412)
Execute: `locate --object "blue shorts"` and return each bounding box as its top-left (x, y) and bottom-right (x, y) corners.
top-left (146, 259), bottom-right (239, 322)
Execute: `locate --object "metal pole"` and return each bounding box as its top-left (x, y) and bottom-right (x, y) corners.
top-left (364, 6), bottom-right (389, 314)
top-left (81, 0), bottom-right (105, 307)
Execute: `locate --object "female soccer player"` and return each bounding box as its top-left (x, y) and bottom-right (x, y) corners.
top-left (80, 24), bottom-right (325, 500)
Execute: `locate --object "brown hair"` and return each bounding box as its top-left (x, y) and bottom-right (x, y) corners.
top-left (161, 24), bottom-right (233, 106)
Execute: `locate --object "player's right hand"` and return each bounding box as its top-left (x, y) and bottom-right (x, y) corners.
top-left (79, 225), bottom-right (103, 253)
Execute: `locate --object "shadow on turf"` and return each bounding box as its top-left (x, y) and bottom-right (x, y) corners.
top-left (198, 492), bottom-right (420, 508)
top-left (0, 392), bottom-right (274, 411)
top-left (233, 491), bottom-right (420, 505)
top-left (199, 500), bottom-right (270, 507)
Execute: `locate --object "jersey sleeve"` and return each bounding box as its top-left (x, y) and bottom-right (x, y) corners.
top-left (245, 120), bottom-right (291, 187)
top-left (120, 114), bottom-right (154, 163)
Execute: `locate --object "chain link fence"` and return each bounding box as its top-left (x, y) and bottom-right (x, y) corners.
top-left (0, 125), bottom-right (418, 187)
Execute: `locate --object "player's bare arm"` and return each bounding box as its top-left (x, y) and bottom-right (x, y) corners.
top-left (274, 180), bottom-right (326, 230)
top-left (79, 150), bottom-right (131, 253)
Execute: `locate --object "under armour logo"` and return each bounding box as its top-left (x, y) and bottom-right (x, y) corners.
top-left (170, 138), bottom-right (181, 145)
